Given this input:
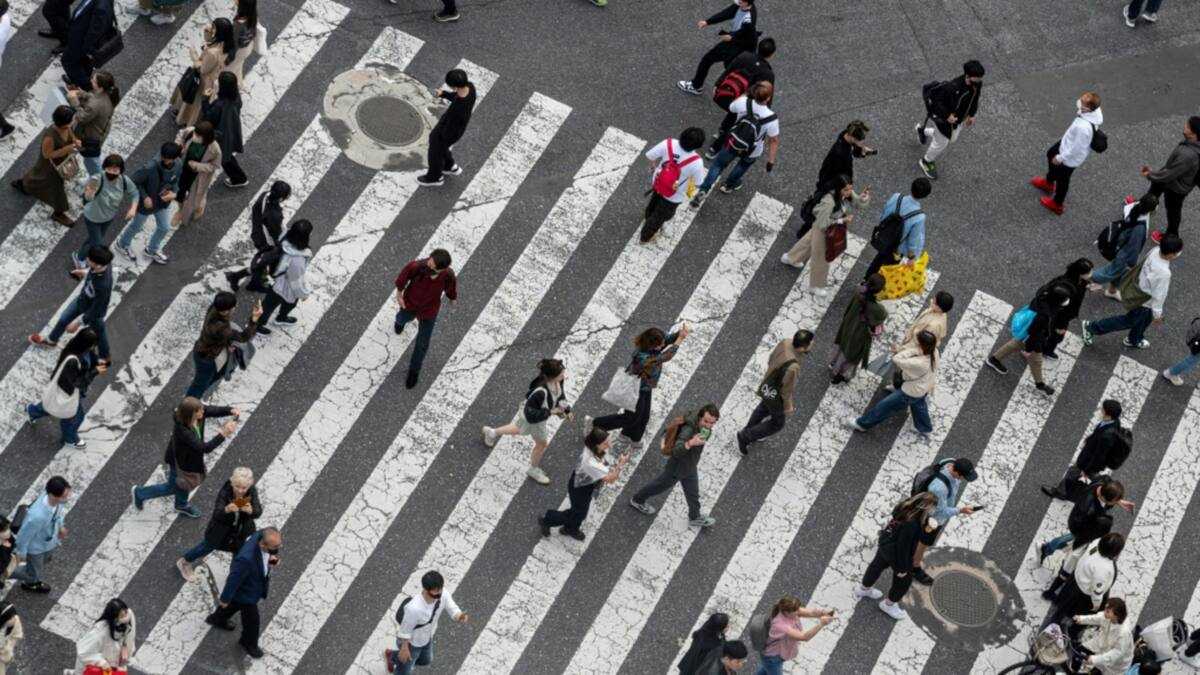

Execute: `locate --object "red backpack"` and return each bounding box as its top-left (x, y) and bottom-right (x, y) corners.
top-left (652, 139), bottom-right (699, 199)
top-left (713, 69), bottom-right (751, 109)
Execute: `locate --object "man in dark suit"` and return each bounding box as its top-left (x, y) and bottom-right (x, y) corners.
top-left (61, 0), bottom-right (112, 88)
top-left (206, 527), bottom-right (281, 659)
top-left (40, 0), bottom-right (73, 52)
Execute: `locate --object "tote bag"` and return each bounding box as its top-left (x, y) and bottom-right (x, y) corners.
top-left (878, 252), bottom-right (929, 301)
top-left (602, 368), bottom-right (640, 411)
top-left (1009, 305), bottom-right (1036, 341)
top-left (41, 355), bottom-right (80, 419)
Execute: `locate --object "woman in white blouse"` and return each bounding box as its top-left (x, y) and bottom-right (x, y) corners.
top-left (539, 428), bottom-right (628, 541)
top-left (1074, 597), bottom-right (1134, 675)
top-left (74, 598), bottom-right (135, 673)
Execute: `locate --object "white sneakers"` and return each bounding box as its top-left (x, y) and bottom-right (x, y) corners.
top-left (853, 585), bottom-right (882, 600)
top-left (176, 558), bottom-right (195, 582)
top-left (1162, 369), bottom-right (1184, 386)
top-left (878, 599), bottom-right (908, 620)
top-left (150, 12), bottom-right (175, 24)
top-left (779, 253), bottom-right (804, 269)
top-left (481, 426), bottom-right (498, 448)
top-left (810, 286), bottom-right (832, 298)
top-left (526, 466), bottom-right (551, 485)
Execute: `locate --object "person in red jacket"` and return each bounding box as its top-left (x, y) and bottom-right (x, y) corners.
top-left (394, 249), bottom-right (457, 389)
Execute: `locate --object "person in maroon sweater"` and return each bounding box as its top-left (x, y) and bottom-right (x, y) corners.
top-left (394, 249), bottom-right (457, 389)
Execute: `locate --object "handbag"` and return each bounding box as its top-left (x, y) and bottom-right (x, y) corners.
top-left (88, 12), bottom-right (124, 69)
top-left (602, 367), bottom-right (640, 411)
top-left (41, 355), bottom-right (81, 418)
top-left (54, 152), bottom-right (82, 181)
top-left (877, 251), bottom-right (929, 301)
top-left (866, 352), bottom-right (893, 378)
top-left (175, 468), bottom-right (204, 492)
top-left (176, 66), bottom-right (202, 106)
top-left (823, 222), bottom-right (847, 262)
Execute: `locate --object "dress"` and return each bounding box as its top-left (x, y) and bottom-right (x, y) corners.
top-left (172, 44), bottom-right (225, 127)
top-left (20, 126), bottom-right (75, 213)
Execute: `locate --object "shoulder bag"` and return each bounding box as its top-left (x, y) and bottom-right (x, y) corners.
top-left (41, 355), bottom-right (81, 418)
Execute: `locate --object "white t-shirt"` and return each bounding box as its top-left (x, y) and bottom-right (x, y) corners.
top-left (727, 97), bottom-right (780, 159)
top-left (645, 138), bottom-right (706, 204)
top-left (572, 448), bottom-right (609, 488)
top-left (397, 590), bottom-right (463, 648)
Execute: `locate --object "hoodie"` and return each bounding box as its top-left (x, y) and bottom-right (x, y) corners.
top-left (1056, 107), bottom-right (1103, 168)
top-left (271, 241), bottom-right (312, 305)
top-left (1146, 139), bottom-right (1200, 195)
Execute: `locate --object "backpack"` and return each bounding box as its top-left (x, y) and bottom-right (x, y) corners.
top-left (652, 139), bottom-right (699, 199)
top-left (246, 245), bottom-right (285, 293)
top-left (1188, 317), bottom-right (1200, 356)
top-left (911, 458), bottom-right (954, 496)
top-left (921, 80), bottom-right (945, 115)
top-left (795, 189), bottom-right (823, 239)
top-left (726, 99), bottom-right (777, 158)
top-left (1089, 123), bottom-right (1108, 153)
top-left (713, 69), bottom-right (752, 109)
top-left (747, 612), bottom-right (773, 653)
top-left (660, 415), bottom-right (687, 457)
top-left (1096, 216), bottom-right (1138, 261)
top-left (1106, 425), bottom-right (1133, 471)
top-left (871, 195), bottom-right (922, 253)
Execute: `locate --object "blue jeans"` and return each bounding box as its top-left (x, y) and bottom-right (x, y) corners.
top-left (698, 146), bottom-right (757, 192)
top-left (47, 296), bottom-right (111, 360)
top-left (186, 353), bottom-right (221, 399)
top-left (1126, 0), bottom-right (1163, 17)
top-left (1168, 352), bottom-right (1200, 377)
top-left (856, 388), bottom-right (933, 434)
top-left (1090, 259), bottom-right (1128, 286)
top-left (76, 215), bottom-right (113, 262)
top-left (10, 550), bottom-right (51, 584)
top-left (27, 400), bottom-right (85, 445)
top-left (1041, 533), bottom-right (1074, 558)
top-left (183, 539), bottom-right (215, 563)
top-left (1088, 306), bottom-right (1153, 345)
top-left (82, 154), bottom-right (102, 176)
top-left (756, 654), bottom-right (784, 675)
top-left (394, 310), bottom-right (437, 373)
top-left (117, 208), bottom-right (171, 255)
top-left (134, 463), bottom-right (190, 509)
top-left (389, 640), bottom-right (432, 674)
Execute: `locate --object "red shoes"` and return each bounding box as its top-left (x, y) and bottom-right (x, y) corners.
top-left (1030, 176), bottom-right (1055, 194)
top-left (1039, 196), bottom-right (1064, 215)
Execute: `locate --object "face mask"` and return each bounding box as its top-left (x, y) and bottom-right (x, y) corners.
top-left (114, 622), bottom-right (129, 633)
top-left (105, 171), bottom-right (121, 181)
top-left (266, 546), bottom-right (281, 556)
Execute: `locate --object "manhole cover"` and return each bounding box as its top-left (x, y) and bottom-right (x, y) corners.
top-left (930, 569), bottom-right (1000, 628)
top-left (355, 96), bottom-right (424, 147)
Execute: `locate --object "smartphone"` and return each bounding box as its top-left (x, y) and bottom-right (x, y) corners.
top-left (698, 428), bottom-right (712, 442)
top-left (971, 504), bottom-right (986, 511)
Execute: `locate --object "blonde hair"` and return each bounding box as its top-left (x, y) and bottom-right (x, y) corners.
top-left (230, 466), bottom-right (254, 489)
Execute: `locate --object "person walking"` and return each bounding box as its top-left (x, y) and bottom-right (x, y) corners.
top-left (1089, 194), bottom-right (1155, 299)
top-left (678, 613), bottom-right (729, 675)
top-left (816, 119), bottom-right (875, 189)
top-left (393, 249), bottom-right (457, 389)
top-left (10, 476), bottom-right (71, 593)
top-left (628, 404), bottom-right (721, 528)
top-left (829, 273), bottom-right (888, 384)
top-left (863, 178), bottom-right (930, 279)
top-left (228, 0), bottom-right (266, 85)
top-left (25, 329), bottom-right (106, 448)
top-left (225, 181), bottom-right (290, 290)
top-left (1041, 258), bottom-right (1093, 360)
top-left (417, 69), bottom-right (476, 187)
top-left (29, 245), bottom-right (115, 366)
top-left (176, 466), bottom-right (260, 581)
top-left (735, 329), bottom-right (812, 455)
top-left (640, 128), bottom-right (707, 245)
top-left (9, 105), bottom-right (80, 227)
top-left (114, 141), bottom-right (182, 264)
top-left (916, 60), bottom-right (985, 180)
top-left (847, 330), bottom-right (938, 436)
top-left (853, 492), bottom-right (938, 621)
top-left (690, 82), bottom-right (779, 205)
top-left (676, 0), bottom-right (758, 96)
top-left (61, 0), bottom-right (115, 88)
top-left (1042, 400), bottom-right (1131, 502)
top-left (538, 428), bottom-right (628, 541)
top-left (755, 596), bottom-right (834, 675)
top-left (483, 358), bottom-right (571, 485)
top-left (707, 37), bottom-right (775, 157)
top-left (72, 155), bottom-right (136, 269)
top-left (1030, 92), bottom-right (1103, 215)
top-left (172, 19), bottom-right (236, 128)
top-left (73, 598), bottom-right (135, 673)
top-left (885, 291), bottom-right (953, 390)
top-left (206, 528), bottom-right (281, 659)
top-left (1044, 532), bottom-right (1124, 629)
top-left (1039, 477), bottom-right (1133, 568)
top-left (697, 641), bottom-right (748, 674)
top-left (383, 570), bottom-right (469, 673)
top-left (66, 70), bottom-right (119, 175)
top-left (987, 281), bottom-right (1073, 395)
top-left (0, 0), bottom-right (14, 140)
top-left (0, 602), bottom-right (22, 675)
top-left (1138, 115), bottom-right (1199, 236)
top-left (1163, 338), bottom-right (1200, 386)
top-left (255, 219), bottom-right (312, 336)
top-left (131, 396), bottom-right (239, 518)
top-left (431, 0), bottom-right (460, 22)
top-left (203, 71), bottom-right (247, 188)
top-left (908, 457), bottom-right (978, 584)
top-left (1082, 233), bottom-right (1182, 350)
top-left (1074, 598), bottom-right (1135, 675)
top-left (587, 325), bottom-right (689, 451)
top-left (1123, 0), bottom-right (1165, 27)
top-left (781, 175), bottom-right (870, 295)
top-left (187, 291), bottom-right (262, 398)
top-left (172, 121), bottom-right (222, 226)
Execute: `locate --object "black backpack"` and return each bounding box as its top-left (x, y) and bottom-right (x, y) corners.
top-left (911, 458), bottom-right (954, 496)
top-left (1089, 123), bottom-right (1108, 153)
top-left (246, 245), bottom-right (285, 293)
top-left (795, 190), bottom-right (823, 239)
top-left (921, 80), bottom-right (945, 115)
top-left (726, 100), bottom-right (777, 158)
top-left (871, 195), bottom-right (922, 253)
top-left (1106, 425), bottom-right (1133, 471)
top-left (1096, 215), bottom-right (1138, 261)
top-left (395, 595), bottom-right (441, 627)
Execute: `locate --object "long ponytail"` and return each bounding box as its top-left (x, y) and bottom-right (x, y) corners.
top-left (916, 330), bottom-right (937, 370)
top-left (94, 71), bottom-right (120, 106)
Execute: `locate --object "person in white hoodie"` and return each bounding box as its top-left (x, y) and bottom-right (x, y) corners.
top-left (1073, 598), bottom-right (1134, 675)
top-left (1031, 92), bottom-right (1103, 215)
top-left (256, 219), bottom-right (312, 336)
top-left (74, 598), bottom-right (136, 673)
top-left (847, 330), bottom-right (938, 436)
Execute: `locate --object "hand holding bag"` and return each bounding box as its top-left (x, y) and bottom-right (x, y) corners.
top-left (41, 355), bottom-right (81, 419)
top-left (54, 152), bottom-right (82, 181)
top-left (602, 367), bottom-right (640, 411)
top-left (878, 251), bottom-right (929, 301)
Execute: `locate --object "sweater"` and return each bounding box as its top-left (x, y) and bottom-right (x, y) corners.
top-left (395, 258), bottom-right (457, 321)
top-left (163, 406), bottom-right (234, 474)
top-left (1146, 139), bottom-right (1200, 195)
top-left (73, 612), bottom-right (136, 671)
top-left (900, 307), bottom-right (947, 351)
top-left (1055, 108), bottom-right (1103, 168)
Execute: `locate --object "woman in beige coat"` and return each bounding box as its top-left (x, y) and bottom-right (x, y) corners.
top-left (227, 0), bottom-right (267, 86)
top-left (172, 121), bottom-right (222, 225)
top-left (172, 18), bottom-right (236, 127)
top-left (781, 173), bottom-right (870, 296)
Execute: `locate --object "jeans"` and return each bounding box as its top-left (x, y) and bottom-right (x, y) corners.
top-left (861, 550), bottom-right (913, 603)
top-left (698, 146), bottom-right (756, 193)
top-left (47, 296), bottom-right (111, 360)
top-left (1045, 142), bottom-right (1075, 206)
top-left (543, 471), bottom-right (598, 533)
top-left (633, 468), bottom-right (702, 520)
top-left (1041, 533), bottom-right (1075, 558)
top-left (118, 208), bottom-right (172, 255)
top-left (134, 463), bottom-right (190, 509)
top-left (390, 640), bottom-right (433, 674)
top-left (10, 550), bottom-right (52, 584)
top-left (1088, 306), bottom-right (1154, 345)
top-left (855, 388), bottom-right (933, 434)
top-left (1090, 258), bottom-right (1128, 286)
top-left (1149, 181), bottom-right (1186, 235)
top-left (394, 310), bottom-right (437, 374)
top-left (423, 133), bottom-right (455, 182)
top-left (756, 654), bottom-right (784, 675)
top-left (208, 602), bottom-right (262, 651)
top-left (82, 154), bottom-right (102, 176)
top-left (1126, 0), bottom-right (1163, 18)
top-left (593, 386), bottom-right (652, 443)
top-left (183, 539), bottom-right (216, 563)
top-left (689, 42), bottom-right (740, 88)
top-left (27, 400), bottom-right (85, 445)
top-left (1169, 352), bottom-right (1200, 377)
top-left (741, 400), bottom-right (785, 444)
top-left (641, 193), bottom-right (680, 243)
top-left (186, 353), bottom-right (222, 399)
top-left (76, 216), bottom-right (114, 263)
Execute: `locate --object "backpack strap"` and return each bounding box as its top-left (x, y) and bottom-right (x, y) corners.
top-left (665, 138), bottom-right (676, 164)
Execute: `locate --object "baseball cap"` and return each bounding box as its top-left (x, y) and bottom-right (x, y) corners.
top-left (954, 458), bottom-right (978, 481)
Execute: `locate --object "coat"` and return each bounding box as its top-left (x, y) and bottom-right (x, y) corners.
top-left (72, 90), bottom-right (115, 154)
top-left (220, 531), bottom-right (271, 605)
top-left (172, 43), bottom-right (227, 127)
top-left (834, 288), bottom-right (888, 368)
top-left (173, 129), bottom-right (221, 224)
top-left (926, 74), bottom-right (982, 136)
top-left (202, 94), bottom-right (244, 157)
top-left (1075, 421), bottom-right (1129, 475)
top-left (194, 310), bottom-right (258, 360)
top-left (203, 481), bottom-right (262, 552)
top-left (164, 406), bottom-right (234, 474)
top-left (1075, 613), bottom-right (1134, 675)
top-left (271, 241), bottom-right (312, 304)
top-left (677, 625), bottom-right (725, 674)
top-left (894, 345), bottom-right (938, 397)
top-left (73, 611), bottom-right (136, 672)
top-left (64, 0), bottom-right (114, 63)
top-left (1145, 139), bottom-right (1200, 195)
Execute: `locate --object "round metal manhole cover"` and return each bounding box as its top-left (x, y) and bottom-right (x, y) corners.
top-left (355, 96), bottom-right (425, 147)
top-left (929, 569), bottom-right (1000, 628)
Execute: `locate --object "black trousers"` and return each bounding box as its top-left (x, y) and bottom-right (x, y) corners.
top-left (260, 288), bottom-right (296, 323)
top-left (864, 249), bottom-right (899, 279)
top-left (543, 472), bottom-right (598, 533)
top-left (708, 110), bottom-right (737, 154)
top-left (594, 386), bottom-right (652, 442)
top-left (223, 155), bottom-right (248, 186)
top-left (423, 133), bottom-right (455, 182)
top-left (441, 0), bottom-right (457, 12)
top-left (690, 43), bottom-right (740, 88)
top-left (1045, 142), bottom-right (1076, 206)
top-left (861, 550), bottom-right (913, 603)
top-left (1148, 181), bottom-right (1187, 236)
top-left (741, 400), bottom-right (785, 444)
top-left (42, 0), bottom-right (71, 42)
top-left (208, 602), bottom-right (262, 650)
top-left (641, 193), bottom-right (680, 242)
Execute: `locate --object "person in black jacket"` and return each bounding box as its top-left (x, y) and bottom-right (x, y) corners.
top-left (1039, 478), bottom-right (1133, 570)
top-left (706, 37), bottom-right (775, 157)
top-left (677, 0), bottom-right (759, 96)
top-left (131, 396), bottom-right (239, 518)
top-left (481, 359), bottom-right (571, 485)
top-left (30, 246), bottom-right (115, 366)
top-left (203, 71), bottom-right (247, 187)
top-left (62, 0), bottom-right (115, 88)
top-left (186, 291), bottom-right (262, 398)
top-left (1043, 400), bottom-right (1130, 501)
top-left (916, 60), bottom-right (985, 180)
top-left (986, 281), bottom-right (1072, 395)
top-left (816, 120), bottom-right (876, 189)
top-left (176, 466), bottom-right (261, 581)
top-left (853, 492), bottom-right (938, 621)
top-left (39, 0), bottom-right (72, 52)
top-left (1040, 258), bottom-right (1093, 360)
top-left (25, 328), bottom-right (107, 448)
top-left (417, 68), bottom-right (477, 187)
top-left (225, 181), bottom-right (291, 291)
top-left (678, 612), bottom-right (728, 674)
top-left (114, 142), bottom-right (182, 265)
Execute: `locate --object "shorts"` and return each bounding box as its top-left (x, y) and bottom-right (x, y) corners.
top-left (511, 403), bottom-right (549, 443)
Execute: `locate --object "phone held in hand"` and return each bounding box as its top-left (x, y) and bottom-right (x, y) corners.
top-left (697, 427), bottom-right (711, 442)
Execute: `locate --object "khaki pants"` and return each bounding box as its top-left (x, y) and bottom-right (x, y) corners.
top-left (784, 228), bottom-right (830, 288)
top-left (992, 338), bottom-right (1045, 383)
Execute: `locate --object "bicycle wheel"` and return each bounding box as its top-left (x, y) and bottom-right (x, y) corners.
top-left (996, 659), bottom-right (1053, 675)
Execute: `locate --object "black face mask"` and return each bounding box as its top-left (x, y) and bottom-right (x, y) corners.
top-left (265, 546), bottom-right (281, 556)
top-left (113, 622), bottom-right (129, 634)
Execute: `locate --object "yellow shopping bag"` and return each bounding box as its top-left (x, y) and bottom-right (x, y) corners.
top-left (878, 251), bottom-right (929, 300)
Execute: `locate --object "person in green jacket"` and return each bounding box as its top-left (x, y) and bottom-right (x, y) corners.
top-left (830, 273), bottom-right (888, 384)
top-left (628, 404), bottom-right (720, 528)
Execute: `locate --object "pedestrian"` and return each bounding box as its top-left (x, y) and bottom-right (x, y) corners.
top-left (863, 178), bottom-right (931, 279)
top-left (1138, 115), bottom-right (1199, 236)
top-left (829, 273), bottom-right (888, 384)
top-left (781, 175), bottom-right (871, 295)
top-left (483, 358), bottom-right (572, 484)
top-left (29, 245), bottom-right (115, 367)
top-left (916, 60), bottom-right (985, 180)
top-left (114, 141), bottom-right (182, 264)
top-left (1041, 258), bottom-right (1093, 360)
top-left (172, 18), bottom-right (236, 128)
top-left (628, 403), bottom-right (721, 528)
top-left (707, 37), bottom-right (775, 157)
top-left (171, 121), bottom-right (222, 226)
top-left (0, 0), bottom-right (13, 140)
top-left (816, 119), bottom-right (875, 190)
top-left (38, 0), bottom-right (69, 52)
top-left (697, 641), bottom-right (748, 674)
top-left (538, 428), bottom-right (629, 541)
top-left (1043, 532), bottom-right (1124, 629)
top-left (203, 71), bottom-right (248, 188)
top-left (0, 602), bottom-right (21, 675)
top-left (9, 104), bottom-right (80, 227)
top-left (853, 491), bottom-right (938, 621)
top-left (228, 0), bottom-right (267, 86)
top-left (676, 0), bottom-right (758, 96)
top-left (225, 181), bottom-right (290, 290)
top-left (910, 457), bottom-right (977, 584)
top-left (1163, 335), bottom-right (1200, 386)
top-left (1039, 478), bottom-right (1133, 569)
top-left (393, 249), bottom-right (457, 389)
top-left (678, 612), bottom-right (729, 675)
top-left (206, 527), bottom-right (282, 659)
top-left (755, 596), bottom-right (834, 675)
top-left (1082, 233), bottom-right (1182, 350)
top-left (254, 219), bottom-right (312, 336)
top-left (25, 329), bottom-right (106, 449)
top-left (587, 325), bottom-right (689, 451)
top-left (1074, 598), bottom-right (1135, 675)
top-left (1123, 0), bottom-right (1164, 27)
top-left (73, 598), bottom-right (135, 673)
top-left (186, 291), bottom-right (262, 398)
top-left (417, 69), bottom-right (476, 187)
top-left (71, 155), bottom-right (136, 269)
top-left (66, 70), bottom-right (119, 175)
top-left (1031, 91), bottom-right (1103, 215)
top-left (884, 291), bottom-right (953, 390)
top-left (131, 396), bottom-right (239, 518)
top-left (383, 570), bottom-right (469, 674)
top-left (0, 517), bottom-right (14, 585)
top-left (61, 0), bottom-right (115, 88)
top-left (1089, 194), bottom-right (1155, 300)
top-left (735, 329), bottom-right (812, 455)
top-left (641, 127), bottom-right (707, 245)
top-left (690, 81), bottom-right (779, 205)
top-left (847, 330), bottom-right (938, 436)
top-left (1042, 400), bottom-right (1131, 502)
top-left (986, 281), bottom-right (1074, 395)
top-left (176, 466), bottom-right (261, 581)
top-left (10, 475), bottom-right (71, 593)
top-left (431, 0), bottom-right (459, 22)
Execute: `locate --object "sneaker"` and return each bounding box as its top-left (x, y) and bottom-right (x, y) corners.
top-left (1123, 337), bottom-right (1150, 349)
top-left (1041, 587), bottom-right (1058, 601)
top-left (589, 0), bottom-right (607, 6)
top-left (1162, 369), bottom-right (1184, 386)
top-left (583, 415), bottom-right (595, 435)
top-left (1103, 287), bottom-right (1122, 301)
top-left (241, 643), bottom-right (264, 659)
top-left (878, 599), bottom-right (908, 621)
top-left (130, 5), bottom-right (152, 15)
top-left (1087, 282), bottom-right (1103, 292)
top-left (175, 504), bottom-right (202, 518)
top-left (912, 567), bottom-right (934, 586)
top-left (20, 581), bottom-right (51, 594)
top-left (68, 439), bottom-right (87, 449)
top-left (526, 466), bottom-right (551, 485)
top-left (703, 148), bottom-right (718, 160)
top-left (1039, 196), bottom-right (1064, 215)
top-left (718, 183), bottom-right (742, 194)
top-left (1029, 176), bottom-right (1056, 194)
top-left (676, 80), bottom-right (702, 96)
top-left (433, 10), bottom-right (460, 22)
top-left (481, 426), bottom-right (498, 448)
top-left (145, 248), bottom-right (169, 264)
top-left (853, 585), bottom-right (883, 601)
top-left (70, 251), bottom-right (86, 270)
top-left (24, 403), bottom-right (37, 425)
top-left (1122, 4), bottom-right (1136, 27)
top-left (177, 558), bottom-right (195, 582)
top-left (844, 418), bottom-right (866, 432)
top-left (918, 158), bottom-right (937, 180)
top-left (689, 515), bottom-right (716, 528)
top-left (689, 189), bottom-right (708, 209)
top-left (986, 355), bottom-right (1009, 375)
top-left (629, 499), bottom-right (656, 515)
top-left (1150, 228), bottom-right (1163, 244)
top-left (150, 12), bottom-right (175, 24)
top-left (1080, 320), bottom-right (1095, 346)
top-left (1035, 382), bottom-right (1056, 396)
top-left (780, 253), bottom-right (804, 269)
top-left (538, 516), bottom-right (551, 538)
top-left (445, 164), bottom-right (463, 175)
top-left (117, 242), bottom-right (136, 260)
top-left (1038, 541), bottom-right (1053, 565)
top-left (560, 528), bottom-right (586, 541)
top-left (915, 123), bottom-right (928, 145)
top-left (0, 124), bottom-right (14, 140)
top-left (1043, 350), bottom-right (1059, 361)
top-left (416, 175), bottom-right (445, 187)
top-left (619, 435), bottom-right (643, 453)
top-left (255, 325), bottom-right (272, 335)
top-left (273, 315), bottom-right (298, 325)
top-left (735, 430), bottom-right (750, 456)
top-left (1142, 11), bottom-right (1158, 22)
top-left (1040, 485), bottom-right (1068, 500)
top-left (223, 177), bottom-right (249, 188)
top-left (810, 286), bottom-right (832, 298)
top-left (131, 485), bottom-right (143, 511)
top-left (28, 333), bottom-right (58, 348)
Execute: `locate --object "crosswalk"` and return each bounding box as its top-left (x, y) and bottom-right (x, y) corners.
top-left (2, 11), bottom-right (1200, 675)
